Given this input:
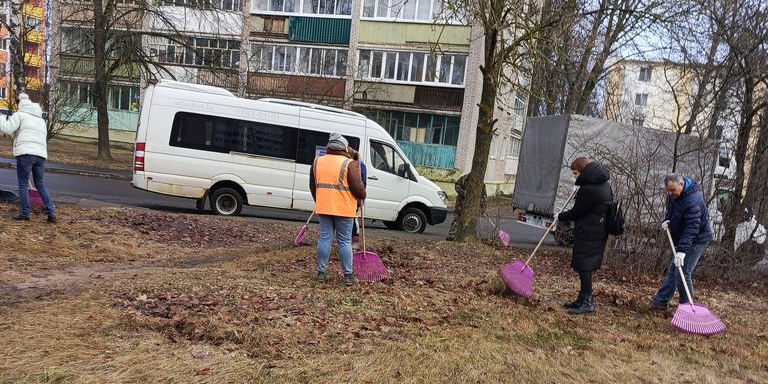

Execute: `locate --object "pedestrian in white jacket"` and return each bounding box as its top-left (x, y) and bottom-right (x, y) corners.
top-left (0, 93), bottom-right (56, 222)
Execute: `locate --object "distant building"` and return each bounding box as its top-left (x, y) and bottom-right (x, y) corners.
top-left (0, 0), bottom-right (47, 109)
top-left (49, 0), bottom-right (532, 193)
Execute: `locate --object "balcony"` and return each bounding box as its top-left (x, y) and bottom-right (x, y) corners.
top-left (197, 69), bottom-right (240, 90)
top-left (23, 4), bottom-right (44, 20)
top-left (60, 55), bottom-right (141, 81)
top-left (26, 77), bottom-right (43, 91)
top-left (413, 86), bottom-right (464, 111)
top-left (24, 52), bottom-right (42, 67)
top-left (26, 30), bottom-right (44, 44)
top-left (247, 72), bottom-right (346, 99)
top-left (397, 142), bottom-right (456, 169)
top-left (288, 17), bottom-right (350, 45)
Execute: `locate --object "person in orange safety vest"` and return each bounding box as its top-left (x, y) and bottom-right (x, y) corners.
top-left (309, 132), bottom-right (367, 286)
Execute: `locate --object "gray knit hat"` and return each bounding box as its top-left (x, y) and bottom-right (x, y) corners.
top-left (327, 132), bottom-right (348, 151)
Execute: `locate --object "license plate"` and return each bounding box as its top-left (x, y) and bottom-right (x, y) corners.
top-left (517, 213), bottom-right (552, 229)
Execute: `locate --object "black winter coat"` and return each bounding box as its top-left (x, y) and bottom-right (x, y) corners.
top-left (558, 162), bottom-right (612, 272)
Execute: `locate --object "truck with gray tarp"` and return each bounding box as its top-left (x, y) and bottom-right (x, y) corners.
top-left (512, 114), bottom-right (718, 245)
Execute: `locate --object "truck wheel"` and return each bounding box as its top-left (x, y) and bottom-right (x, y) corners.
top-left (383, 221), bottom-right (399, 230)
top-left (210, 188), bottom-right (243, 216)
top-left (398, 208), bottom-right (427, 234)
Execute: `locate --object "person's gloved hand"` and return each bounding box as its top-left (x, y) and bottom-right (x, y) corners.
top-left (674, 252), bottom-right (685, 267)
top-left (661, 220), bottom-right (670, 231)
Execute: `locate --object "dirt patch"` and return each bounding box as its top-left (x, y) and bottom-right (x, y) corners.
top-left (73, 208), bottom-right (294, 249)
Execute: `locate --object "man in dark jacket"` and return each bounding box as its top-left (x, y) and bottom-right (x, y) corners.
top-left (650, 174), bottom-right (713, 310)
top-left (446, 174), bottom-right (487, 241)
top-left (557, 157), bottom-right (612, 315)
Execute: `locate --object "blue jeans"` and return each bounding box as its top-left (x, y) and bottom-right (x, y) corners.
top-left (317, 215), bottom-right (354, 275)
top-left (16, 155), bottom-right (55, 218)
top-left (652, 241), bottom-right (709, 305)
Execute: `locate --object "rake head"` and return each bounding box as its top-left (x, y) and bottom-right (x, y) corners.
top-left (499, 260), bottom-right (534, 298)
top-left (671, 304), bottom-right (727, 336)
top-left (497, 230), bottom-right (511, 247)
top-left (293, 224), bottom-right (308, 247)
top-left (352, 251), bottom-right (389, 282)
top-left (28, 189), bottom-right (44, 208)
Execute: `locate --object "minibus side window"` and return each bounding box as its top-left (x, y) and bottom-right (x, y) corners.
top-left (295, 129), bottom-right (360, 165)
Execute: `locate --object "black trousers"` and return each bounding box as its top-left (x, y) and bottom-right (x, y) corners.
top-left (578, 270), bottom-right (593, 297)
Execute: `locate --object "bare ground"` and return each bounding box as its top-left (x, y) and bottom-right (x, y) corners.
top-left (0, 203), bottom-right (766, 384)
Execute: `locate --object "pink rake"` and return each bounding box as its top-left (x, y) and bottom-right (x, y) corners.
top-left (28, 180), bottom-right (44, 209)
top-left (352, 204), bottom-right (389, 282)
top-left (293, 210), bottom-right (314, 246)
top-left (485, 215), bottom-right (511, 247)
top-left (500, 188), bottom-right (578, 298)
top-left (664, 228), bottom-right (726, 336)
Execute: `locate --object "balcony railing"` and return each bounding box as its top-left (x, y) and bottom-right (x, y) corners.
top-left (23, 4), bottom-right (44, 20)
top-left (413, 86), bottom-right (464, 111)
top-left (247, 72), bottom-right (346, 99)
top-left (24, 52), bottom-right (42, 67)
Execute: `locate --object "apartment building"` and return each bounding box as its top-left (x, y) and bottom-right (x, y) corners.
top-left (50, 0), bottom-right (529, 193)
top-left (604, 59), bottom-right (743, 179)
top-left (0, 0), bottom-right (46, 110)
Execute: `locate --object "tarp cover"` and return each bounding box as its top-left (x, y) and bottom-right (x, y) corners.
top-left (514, 115), bottom-right (717, 222)
top-left (512, 115), bottom-right (568, 215)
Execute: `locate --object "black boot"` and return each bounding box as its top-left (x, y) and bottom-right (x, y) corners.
top-left (562, 294), bottom-right (584, 309)
top-left (568, 295), bottom-right (594, 315)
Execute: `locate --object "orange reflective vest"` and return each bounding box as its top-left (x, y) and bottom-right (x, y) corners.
top-left (314, 154), bottom-right (358, 217)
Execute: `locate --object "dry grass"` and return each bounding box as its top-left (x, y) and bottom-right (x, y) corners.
top-left (0, 137), bottom-right (132, 171)
top-left (0, 204), bottom-right (766, 384)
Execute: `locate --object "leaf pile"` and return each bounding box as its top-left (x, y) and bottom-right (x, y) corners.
top-left (77, 209), bottom-right (294, 249)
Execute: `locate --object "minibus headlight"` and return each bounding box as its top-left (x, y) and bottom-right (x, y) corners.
top-left (438, 190), bottom-right (448, 205)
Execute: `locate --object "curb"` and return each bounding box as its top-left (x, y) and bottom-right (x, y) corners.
top-left (0, 162), bottom-right (131, 181)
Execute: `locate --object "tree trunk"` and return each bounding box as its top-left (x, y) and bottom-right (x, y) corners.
top-left (454, 4), bottom-right (501, 242)
top-left (9, 0), bottom-right (25, 105)
top-left (93, 0), bottom-right (112, 160)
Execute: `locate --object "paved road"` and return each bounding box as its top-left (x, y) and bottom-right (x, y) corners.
top-left (0, 168), bottom-right (554, 244)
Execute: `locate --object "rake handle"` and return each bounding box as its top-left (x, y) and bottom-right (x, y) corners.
top-left (523, 187), bottom-right (579, 269)
top-left (360, 202), bottom-right (366, 254)
top-left (305, 210), bottom-right (315, 226)
top-left (664, 227), bottom-right (696, 311)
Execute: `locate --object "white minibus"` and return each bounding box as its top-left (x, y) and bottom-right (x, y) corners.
top-left (131, 80), bottom-right (448, 233)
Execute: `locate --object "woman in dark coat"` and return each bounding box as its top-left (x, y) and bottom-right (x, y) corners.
top-left (557, 157), bottom-right (612, 315)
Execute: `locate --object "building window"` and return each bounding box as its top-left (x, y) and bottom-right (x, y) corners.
top-left (361, 0), bottom-right (463, 22)
top-left (639, 67), bottom-right (652, 82)
top-left (490, 134), bottom-right (499, 159)
top-left (512, 93), bottom-right (526, 132)
top-left (149, 37), bottom-right (241, 68)
top-left (632, 117), bottom-right (644, 128)
top-left (0, 88), bottom-right (6, 99)
top-left (62, 29), bottom-right (94, 55)
top-left (0, 39), bottom-right (7, 51)
top-left (252, 0), bottom-right (352, 16)
top-left (507, 136), bottom-right (521, 158)
top-left (718, 146), bottom-right (731, 168)
top-left (159, 0), bottom-right (243, 11)
top-left (250, 44), bottom-right (347, 77)
top-left (109, 85), bottom-right (140, 111)
top-left (358, 49), bottom-right (467, 87)
top-left (360, 109), bottom-right (460, 146)
top-left (634, 93), bottom-right (648, 107)
top-left (24, 18), bottom-right (42, 30)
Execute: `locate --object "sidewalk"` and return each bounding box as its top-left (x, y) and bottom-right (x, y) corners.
top-left (0, 157), bottom-right (131, 180)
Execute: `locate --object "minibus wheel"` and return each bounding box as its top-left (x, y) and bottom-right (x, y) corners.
top-left (399, 208), bottom-right (427, 234)
top-left (210, 188), bottom-right (243, 216)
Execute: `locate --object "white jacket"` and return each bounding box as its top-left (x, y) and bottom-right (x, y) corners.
top-left (0, 99), bottom-right (48, 159)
